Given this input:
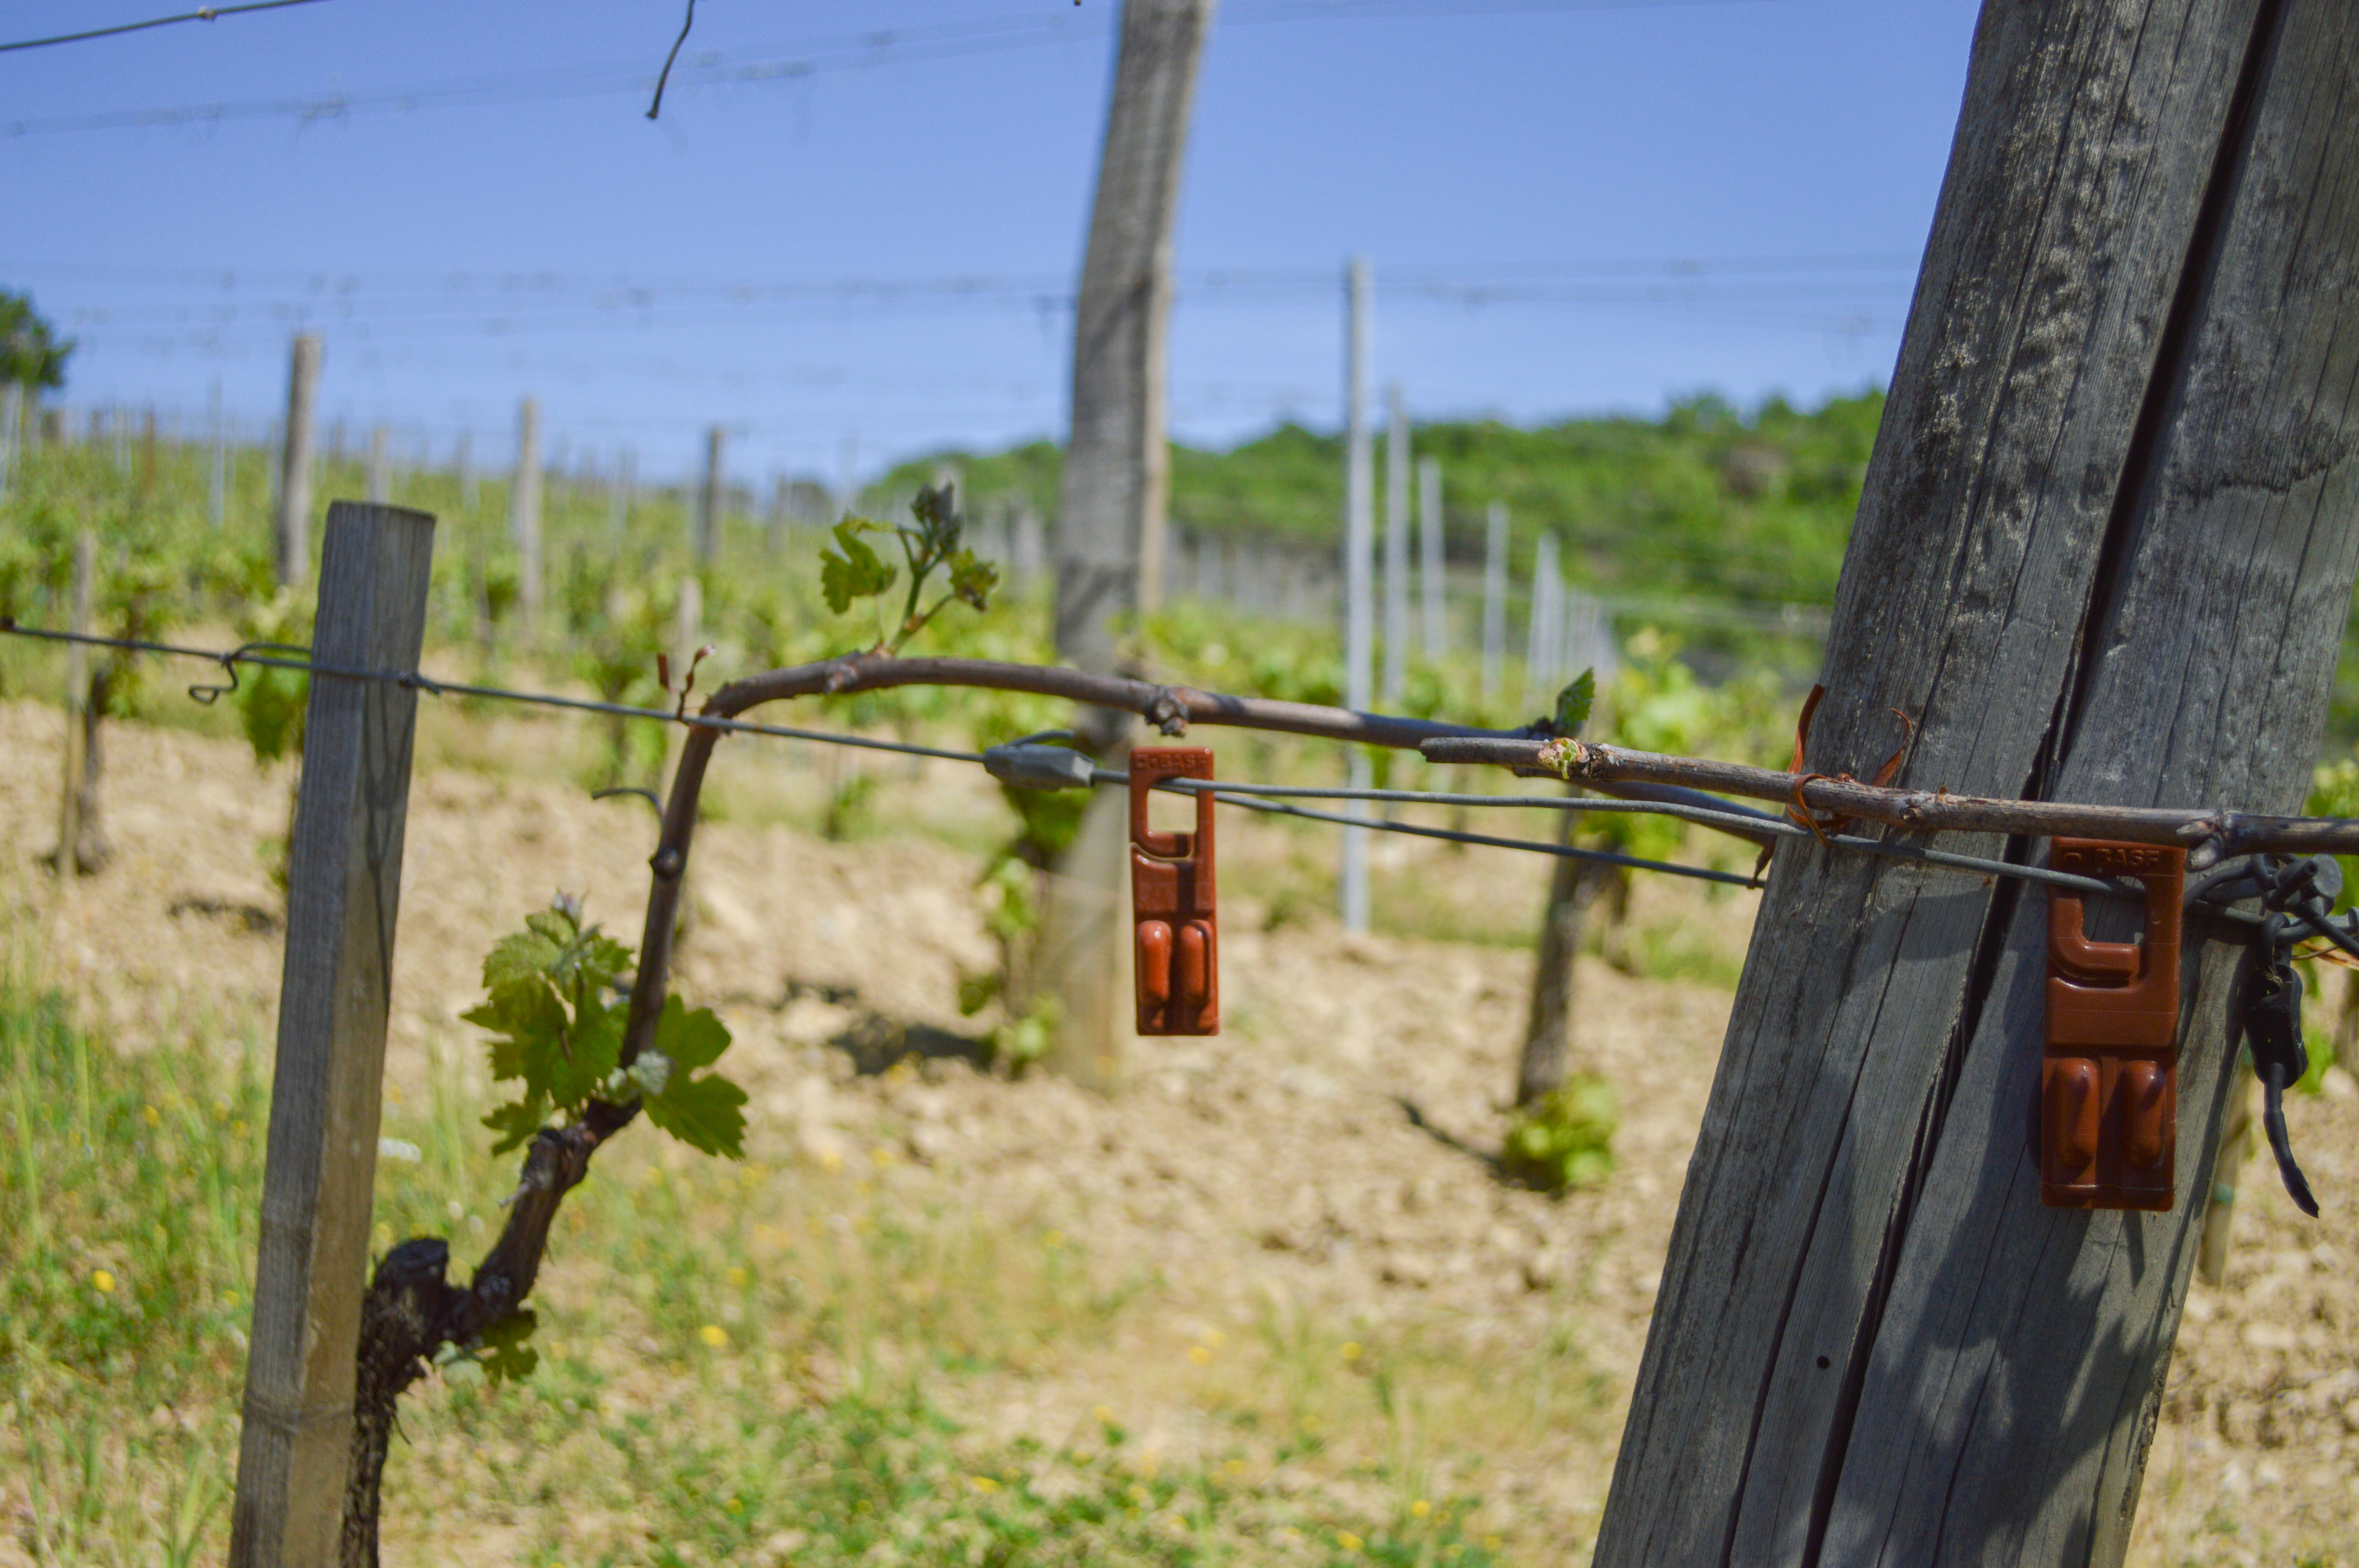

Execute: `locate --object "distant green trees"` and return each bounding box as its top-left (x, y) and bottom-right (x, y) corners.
top-left (880, 388), bottom-right (1885, 611)
top-left (0, 291), bottom-right (73, 392)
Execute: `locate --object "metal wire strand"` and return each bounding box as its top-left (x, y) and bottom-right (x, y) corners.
top-left (0, 620), bottom-right (2212, 899)
top-left (0, 0), bottom-right (328, 54)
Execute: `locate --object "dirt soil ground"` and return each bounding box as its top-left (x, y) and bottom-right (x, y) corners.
top-left (3, 695), bottom-right (2355, 1564)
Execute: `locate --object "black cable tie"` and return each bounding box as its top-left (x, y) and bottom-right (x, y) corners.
top-left (2226, 866), bottom-right (2327, 1217)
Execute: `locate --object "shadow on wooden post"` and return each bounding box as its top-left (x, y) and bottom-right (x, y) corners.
top-left (228, 501), bottom-right (436, 1568)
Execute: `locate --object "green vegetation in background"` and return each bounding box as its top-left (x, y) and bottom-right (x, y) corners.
top-left (1499, 1075), bottom-right (1619, 1193)
top-left (0, 957), bottom-right (1515, 1566)
top-left (885, 390), bottom-right (1884, 610)
top-left (1, 289), bottom-right (73, 392)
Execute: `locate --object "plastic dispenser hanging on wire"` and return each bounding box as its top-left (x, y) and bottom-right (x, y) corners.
top-left (1129, 747), bottom-right (1219, 1036)
top-left (2042, 840), bottom-right (2185, 1211)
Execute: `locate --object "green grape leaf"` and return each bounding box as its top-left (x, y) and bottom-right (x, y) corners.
top-left (568, 930), bottom-right (634, 997)
top-left (465, 981), bottom-right (568, 1090)
top-left (947, 549), bottom-right (998, 611)
top-left (482, 927), bottom-right (565, 994)
top-left (642, 1070), bottom-right (749, 1160)
top-left (549, 1002), bottom-right (625, 1107)
top-left (476, 1309), bottom-right (539, 1387)
top-left (1554, 669), bottom-right (1596, 738)
top-left (238, 665), bottom-right (308, 764)
top-left (820, 519), bottom-right (896, 615)
top-left (652, 995), bottom-right (732, 1071)
top-left (481, 1097), bottom-right (547, 1156)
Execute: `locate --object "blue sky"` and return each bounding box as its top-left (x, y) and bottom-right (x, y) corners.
top-left (1, 0), bottom-right (1981, 485)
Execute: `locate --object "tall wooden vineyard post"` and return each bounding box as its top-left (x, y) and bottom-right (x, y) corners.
top-left (228, 502), bottom-right (436, 1566)
top-left (698, 425), bottom-right (725, 566)
top-left (1038, 0), bottom-right (1218, 1089)
top-left (510, 397), bottom-right (542, 637)
top-left (273, 335), bottom-right (321, 589)
top-left (1593, 4), bottom-right (2359, 1563)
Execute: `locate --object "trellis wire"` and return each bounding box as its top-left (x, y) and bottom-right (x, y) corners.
top-left (0, 620), bottom-right (2237, 902)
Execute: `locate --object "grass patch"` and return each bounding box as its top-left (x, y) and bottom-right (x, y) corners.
top-left (3, 965), bottom-right (1518, 1566)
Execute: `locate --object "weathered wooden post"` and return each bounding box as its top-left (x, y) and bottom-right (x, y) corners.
top-left (228, 501), bottom-right (436, 1567)
top-left (697, 425), bottom-right (725, 566)
top-left (509, 397), bottom-right (542, 636)
top-left (52, 531), bottom-right (93, 881)
top-left (1594, 4), bottom-right (2359, 1562)
top-left (1038, 0), bottom-right (1218, 1088)
top-left (274, 335), bottom-right (322, 589)
top-left (611, 445), bottom-right (634, 543)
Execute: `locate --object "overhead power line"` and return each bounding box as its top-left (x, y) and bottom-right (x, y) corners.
top-left (1, 0), bottom-right (1796, 136)
top-left (0, 0), bottom-right (327, 55)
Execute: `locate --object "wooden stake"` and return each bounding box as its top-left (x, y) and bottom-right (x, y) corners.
top-left (696, 425), bottom-right (724, 565)
top-left (1051, 0), bottom-right (1214, 657)
top-left (366, 425), bottom-right (390, 505)
top-left (1593, 5), bottom-right (2359, 1559)
top-left (274, 335), bottom-right (321, 589)
top-left (227, 501), bottom-right (436, 1568)
top-left (510, 398), bottom-right (542, 636)
top-left (611, 446), bottom-right (634, 542)
top-left (1038, 0), bottom-right (1218, 1089)
top-left (54, 532), bottom-right (93, 882)
top-left (0, 383), bottom-right (19, 500)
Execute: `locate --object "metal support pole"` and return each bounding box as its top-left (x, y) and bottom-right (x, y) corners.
top-left (1418, 456), bottom-right (1445, 661)
top-left (209, 380), bottom-right (227, 530)
top-left (1340, 256), bottom-right (1374, 933)
top-left (1383, 383), bottom-right (1410, 705)
top-left (1481, 501), bottom-right (1507, 703)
